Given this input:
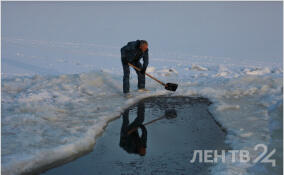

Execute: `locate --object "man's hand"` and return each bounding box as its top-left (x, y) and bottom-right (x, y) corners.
top-left (140, 67), bottom-right (146, 74)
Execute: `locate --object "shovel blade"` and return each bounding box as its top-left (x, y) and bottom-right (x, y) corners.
top-left (165, 83), bottom-right (178, 91)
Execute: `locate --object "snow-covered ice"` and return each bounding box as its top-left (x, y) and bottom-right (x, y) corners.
top-left (2, 59), bottom-right (282, 175)
top-left (1, 2), bottom-right (282, 174)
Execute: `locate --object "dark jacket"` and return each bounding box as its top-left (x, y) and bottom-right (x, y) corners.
top-left (121, 40), bottom-right (149, 69)
top-left (120, 125), bottom-right (147, 154)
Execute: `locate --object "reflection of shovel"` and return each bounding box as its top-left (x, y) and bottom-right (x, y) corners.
top-left (127, 109), bottom-right (177, 135)
top-left (128, 63), bottom-right (178, 92)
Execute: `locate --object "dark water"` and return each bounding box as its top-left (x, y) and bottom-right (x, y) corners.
top-left (42, 96), bottom-right (229, 175)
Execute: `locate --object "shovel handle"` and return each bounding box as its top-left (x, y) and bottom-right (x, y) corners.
top-left (128, 63), bottom-right (166, 87)
top-left (127, 115), bottom-right (165, 135)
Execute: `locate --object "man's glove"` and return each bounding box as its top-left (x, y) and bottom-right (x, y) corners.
top-left (140, 67), bottom-right (146, 74)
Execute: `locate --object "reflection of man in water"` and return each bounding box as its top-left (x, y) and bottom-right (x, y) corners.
top-left (119, 102), bottom-right (147, 156)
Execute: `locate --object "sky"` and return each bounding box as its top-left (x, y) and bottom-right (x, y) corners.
top-left (1, 1), bottom-right (283, 75)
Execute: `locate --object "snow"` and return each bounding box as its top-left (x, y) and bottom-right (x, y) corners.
top-left (2, 58), bottom-right (282, 175)
top-left (2, 2), bottom-right (282, 174)
top-left (2, 34), bottom-right (281, 175)
top-left (245, 67), bottom-right (271, 75)
top-left (157, 68), bottom-right (179, 77)
top-left (146, 66), bottom-right (155, 73)
top-left (191, 64), bottom-right (209, 71)
top-left (216, 103), bottom-right (240, 111)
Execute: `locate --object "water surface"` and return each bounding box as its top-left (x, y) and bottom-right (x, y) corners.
top-left (42, 96), bottom-right (229, 175)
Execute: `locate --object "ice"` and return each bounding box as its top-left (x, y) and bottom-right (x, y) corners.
top-left (190, 64), bottom-right (209, 71)
top-left (216, 103), bottom-right (240, 111)
top-left (2, 2), bottom-right (282, 174)
top-left (146, 66), bottom-right (155, 73)
top-left (157, 68), bottom-right (178, 77)
top-left (1, 71), bottom-right (171, 175)
top-left (245, 67), bottom-right (271, 75)
top-left (2, 61), bottom-right (282, 175)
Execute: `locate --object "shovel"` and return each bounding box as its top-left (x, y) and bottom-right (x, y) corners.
top-left (128, 63), bottom-right (178, 92)
top-left (127, 109), bottom-right (177, 135)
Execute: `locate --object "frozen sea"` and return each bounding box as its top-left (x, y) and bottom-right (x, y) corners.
top-left (1, 1), bottom-right (283, 175)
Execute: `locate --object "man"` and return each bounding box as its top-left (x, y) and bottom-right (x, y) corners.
top-left (120, 40), bottom-right (149, 95)
top-left (119, 101), bottom-right (147, 156)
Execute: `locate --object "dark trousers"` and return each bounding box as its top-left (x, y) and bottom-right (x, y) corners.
top-left (121, 58), bottom-right (145, 93)
top-left (121, 102), bottom-right (145, 132)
